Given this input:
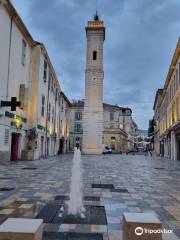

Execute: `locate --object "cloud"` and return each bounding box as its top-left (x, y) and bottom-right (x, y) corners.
top-left (11, 0), bottom-right (180, 129)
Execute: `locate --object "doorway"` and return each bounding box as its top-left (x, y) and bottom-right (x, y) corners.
top-left (176, 135), bottom-right (180, 161)
top-left (111, 137), bottom-right (116, 150)
top-left (11, 133), bottom-right (20, 161)
top-left (47, 138), bottom-right (50, 156)
top-left (59, 138), bottom-right (64, 154)
top-left (41, 136), bottom-right (44, 158)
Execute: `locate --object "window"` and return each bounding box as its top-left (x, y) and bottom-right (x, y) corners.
top-left (110, 112), bottom-right (114, 121)
top-left (176, 69), bottom-right (178, 88)
top-left (48, 103), bottom-right (51, 121)
top-left (41, 95), bottom-right (45, 117)
top-left (61, 98), bottom-right (64, 112)
top-left (48, 72), bottom-right (51, 89)
top-left (75, 123), bottom-right (82, 132)
top-left (179, 63), bottom-right (180, 85)
top-left (93, 51), bottom-right (97, 60)
top-left (21, 39), bottom-right (26, 66)
top-left (44, 60), bottom-right (47, 82)
top-left (19, 84), bottom-right (25, 109)
top-left (52, 108), bottom-right (54, 123)
top-left (4, 129), bottom-right (9, 145)
top-left (75, 112), bottom-right (82, 120)
top-left (51, 80), bottom-right (54, 92)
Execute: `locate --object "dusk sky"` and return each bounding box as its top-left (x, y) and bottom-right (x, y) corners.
top-left (12, 0), bottom-right (180, 129)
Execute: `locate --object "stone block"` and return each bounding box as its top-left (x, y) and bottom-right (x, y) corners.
top-left (123, 212), bottom-right (162, 240)
top-left (0, 218), bottom-right (43, 240)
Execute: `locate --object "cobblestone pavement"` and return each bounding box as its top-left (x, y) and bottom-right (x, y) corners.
top-left (0, 154), bottom-right (180, 239)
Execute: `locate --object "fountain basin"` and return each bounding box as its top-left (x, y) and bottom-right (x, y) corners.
top-left (36, 204), bottom-right (107, 225)
top-left (52, 205), bottom-right (107, 225)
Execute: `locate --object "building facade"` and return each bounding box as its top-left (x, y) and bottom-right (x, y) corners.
top-left (69, 101), bottom-right (137, 153)
top-left (0, 0), bottom-right (70, 161)
top-left (0, 0), bottom-right (34, 161)
top-left (153, 38), bottom-right (180, 160)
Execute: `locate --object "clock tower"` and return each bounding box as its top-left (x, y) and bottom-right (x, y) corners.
top-left (82, 13), bottom-right (105, 154)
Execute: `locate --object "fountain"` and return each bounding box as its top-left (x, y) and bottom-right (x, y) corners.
top-left (67, 147), bottom-right (85, 217)
top-left (37, 147), bottom-right (107, 240)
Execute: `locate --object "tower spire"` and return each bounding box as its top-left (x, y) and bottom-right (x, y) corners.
top-left (94, 0), bottom-right (99, 21)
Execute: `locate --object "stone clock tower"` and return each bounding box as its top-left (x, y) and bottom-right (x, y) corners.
top-left (82, 13), bottom-right (105, 154)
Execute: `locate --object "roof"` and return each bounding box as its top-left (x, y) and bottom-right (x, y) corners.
top-left (103, 103), bottom-right (132, 113)
top-left (153, 89), bottom-right (164, 110)
top-left (164, 38), bottom-right (180, 90)
top-left (71, 100), bottom-right (84, 108)
top-left (70, 101), bottom-right (132, 113)
top-left (60, 92), bottom-right (71, 106)
top-left (34, 42), bottom-right (61, 92)
top-left (4, 0), bottom-right (35, 47)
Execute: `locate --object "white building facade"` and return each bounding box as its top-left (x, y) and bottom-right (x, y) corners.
top-left (0, 0), bottom-right (34, 161)
top-left (0, 0), bottom-right (70, 161)
top-left (153, 38), bottom-right (180, 161)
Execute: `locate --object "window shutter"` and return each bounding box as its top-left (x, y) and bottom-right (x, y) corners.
top-left (19, 84), bottom-right (25, 109)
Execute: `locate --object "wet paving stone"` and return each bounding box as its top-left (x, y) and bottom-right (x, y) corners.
top-left (22, 167), bottom-right (38, 170)
top-left (0, 154), bottom-right (179, 239)
top-left (110, 188), bottom-right (128, 193)
top-left (92, 184), bottom-right (115, 189)
top-left (43, 232), bottom-right (103, 240)
top-left (0, 177), bottom-right (13, 180)
top-left (35, 203), bottom-right (61, 223)
top-left (55, 195), bottom-right (69, 200)
top-left (154, 167), bottom-right (165, 170)
top-left (84, 196), bottom-right (100, 201)
top-left (0, 188), bottom-right (15, 191)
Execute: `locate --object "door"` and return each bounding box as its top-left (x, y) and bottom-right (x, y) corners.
top-left (47, 138), bottom-right (49, 156)
top-left (177, 138), bottom-right (180, 161)
top-left (59, 138), bottom-right (64, 154)
top-left (111, 137), bottom-right (116, 150)
top-left (11, 133), bottom-right (19, 161)
top-left (41, 136), bottom-right (44, 158)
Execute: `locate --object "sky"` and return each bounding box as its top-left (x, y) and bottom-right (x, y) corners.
top-left (11, 0), bottom-right (180, 129)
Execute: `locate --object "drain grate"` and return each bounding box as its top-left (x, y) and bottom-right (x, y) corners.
top-left (44, 232), bottom-right (103, 240)
top-left (22, 167), bottom-right (37, 170)
top-left (0, 188), bottom-right (14, 191)
top-left (92, 184), bottom-right (115, 189)
top-left (111, 188), bottom-right (128, 193)
top-left (35, 203), bottom-right (61, 223)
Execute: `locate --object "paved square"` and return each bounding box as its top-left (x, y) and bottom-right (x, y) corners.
top-left (0, 154), bottom-right (180, 239)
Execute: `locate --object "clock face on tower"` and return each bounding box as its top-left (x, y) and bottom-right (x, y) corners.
top-left (92, 76), bottom-right (97, 81)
